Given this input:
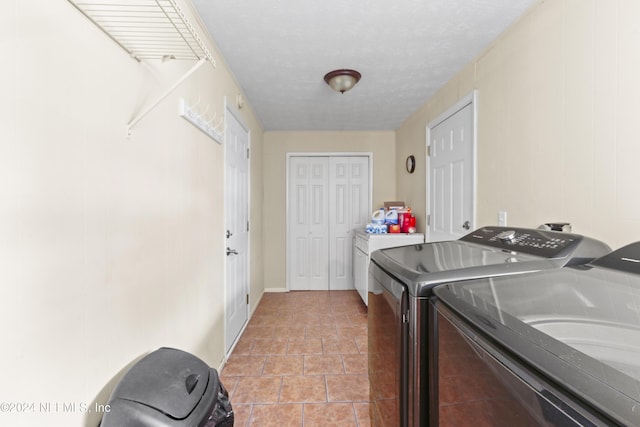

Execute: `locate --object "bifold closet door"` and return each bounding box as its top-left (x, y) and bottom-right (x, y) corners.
top-left (288, 156), bottom-right (369, 291)
top-left (329, 157), bottom-right (369, 290)
top-left (288, 157), bottom-right (330, 291)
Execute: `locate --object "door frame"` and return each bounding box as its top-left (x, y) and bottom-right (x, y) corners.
top-left (224, 97), bottom-right (251, 355)
top-left (425, 90), bottom-right (477, 242)
top-left (285, 152), bottom-right (373, 292)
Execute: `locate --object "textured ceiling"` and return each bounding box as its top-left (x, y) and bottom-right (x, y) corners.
top-left (192, 0), bottom-right (538, 131)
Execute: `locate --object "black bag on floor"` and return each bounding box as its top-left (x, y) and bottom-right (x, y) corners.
top-left (205, 378), bottom-right (234, 427)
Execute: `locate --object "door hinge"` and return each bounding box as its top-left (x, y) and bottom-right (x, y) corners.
top-left (427, 146), bottom-right (431, 156)
top-left (427, 214), bottom-right (431, 226)
top-left (246, 294), bottom-right (249, 304)
top-left (247, 221), bottom-right (250, 232)
top-left (247, 148), bottom-right (250, 159)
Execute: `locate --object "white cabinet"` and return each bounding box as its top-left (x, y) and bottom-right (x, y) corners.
top-left (353, 243), bottom-right (369, 305)
top-left (353, 229), bottom-right (425, 306)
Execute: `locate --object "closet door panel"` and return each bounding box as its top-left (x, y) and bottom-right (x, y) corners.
top-left (289, 155), bottom-right (369, 291)
top-left (288, 157), bottom-right (329, 290)
top-left (329, 157), bottom-right (370, 290)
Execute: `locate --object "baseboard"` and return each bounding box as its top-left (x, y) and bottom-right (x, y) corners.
top-left (264, 287), bottom-right (288, 293)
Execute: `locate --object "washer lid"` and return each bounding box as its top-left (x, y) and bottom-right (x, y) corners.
top-left (434, 257), bottom-right (640, 426)
top-left (371, 239), bottom-right (550, 296)
top-left (371, 226), bottom-right (610, 297)
top-left (372, 239), bottom-right (535, 274)
top-left (591, 240), bottom-right (640, 274)
top-left (109, 347), bottom-right (212, 419)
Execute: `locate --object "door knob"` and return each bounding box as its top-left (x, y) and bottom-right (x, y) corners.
top-left (226, 247), bottom-right (238, 256)
top-left (462, 221), bottom-right (471, 230)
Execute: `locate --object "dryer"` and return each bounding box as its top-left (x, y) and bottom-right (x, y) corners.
top-left (431, 241), bottom-right (640, 426)
top-left (367, 226), bottom-right (611, 427)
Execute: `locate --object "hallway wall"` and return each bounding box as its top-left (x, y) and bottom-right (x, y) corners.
top-left (396, 0), bottom-right (640, 249)
top-left (1, 1), bottom-right (263, 425)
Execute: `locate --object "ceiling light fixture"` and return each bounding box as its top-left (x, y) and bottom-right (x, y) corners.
top-left (324, 69), bottom-right (361, 93)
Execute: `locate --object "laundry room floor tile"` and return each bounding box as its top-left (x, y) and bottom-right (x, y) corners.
top-left (303, 402), bottom-right (358, 426)
top-left (221, 290), bottom-right (370, 427)
top-left (251, 338), bottom-right (289, 355)
top-left (262, 355), bottom-right (304, 376)
top-left (326, 374), bottom-right (370, 402)
top-left (249, 403), bottom-right (302, 426)
top-left (342, 354), bottom-right (368, 375)
top-left (233, 376), bottom-right (282, 404)
top-left (286, 338), bottom-right (323, 355)
top-left (222, 355), bottom-right (266, 376)
top-left (303, 354), bottom-right (345, 375)
top-left (279, 375), bottom-right (327, 403)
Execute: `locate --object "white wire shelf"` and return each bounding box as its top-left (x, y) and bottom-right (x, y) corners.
top-left (68, 0), bottom-right (215, 65)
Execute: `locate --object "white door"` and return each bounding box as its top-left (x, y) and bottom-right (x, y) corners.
top-left (288, 157), bottom-right (330, 290)
top-left (427, 94), bottom-right (475, 242)
top-left (224, 107), bottom-right (249, 352)
top-left (329, 157), bottom-right (370, 290)
top-left (288, 155), bottom-right (370, 291)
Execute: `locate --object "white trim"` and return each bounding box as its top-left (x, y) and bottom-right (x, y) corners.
top-left (285, 152), bottom-right (374, 292)
top-left (428, 90), bottom-right (477, 129)
top-left (425, 90), bottom-right (478, 241)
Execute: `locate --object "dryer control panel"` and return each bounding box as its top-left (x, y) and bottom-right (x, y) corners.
top-left (459, 226), bottom-right (580, 258)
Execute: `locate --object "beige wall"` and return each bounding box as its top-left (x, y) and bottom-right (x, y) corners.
top-left (1, 1), bottom-right (263, 426)
top-left (9, 0), bottom-right (640, 424)
top-left (263, 131), bottom-right (396, 290)
top-left (397, 0), bottom-right (640, 249)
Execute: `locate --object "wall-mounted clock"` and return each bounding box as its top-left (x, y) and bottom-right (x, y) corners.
top-left (406, 155), bottom-right (416, 174)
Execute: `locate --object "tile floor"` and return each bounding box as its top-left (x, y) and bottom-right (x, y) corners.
top-left (220, 290), bottom-right (370, 426)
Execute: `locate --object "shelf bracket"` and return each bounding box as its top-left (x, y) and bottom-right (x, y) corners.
top-left (66, 0), bottom-right (219, 137)
top-left (127, 58), bottom-right (209, 136)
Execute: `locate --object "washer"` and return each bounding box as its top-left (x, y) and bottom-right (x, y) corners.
top-left (367, 226), bottom-right (611, 427)
top-left (432, 241), bottom-right (640, 426)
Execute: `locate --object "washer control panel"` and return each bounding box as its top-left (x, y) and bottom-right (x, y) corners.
top-left (460, 226), bottom-right (578, 258)
top-left (495, 230), bottom-right (517, 242)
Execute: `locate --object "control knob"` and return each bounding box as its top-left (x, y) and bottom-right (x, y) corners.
top-left (496, 230), bottom-right (517, 242)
